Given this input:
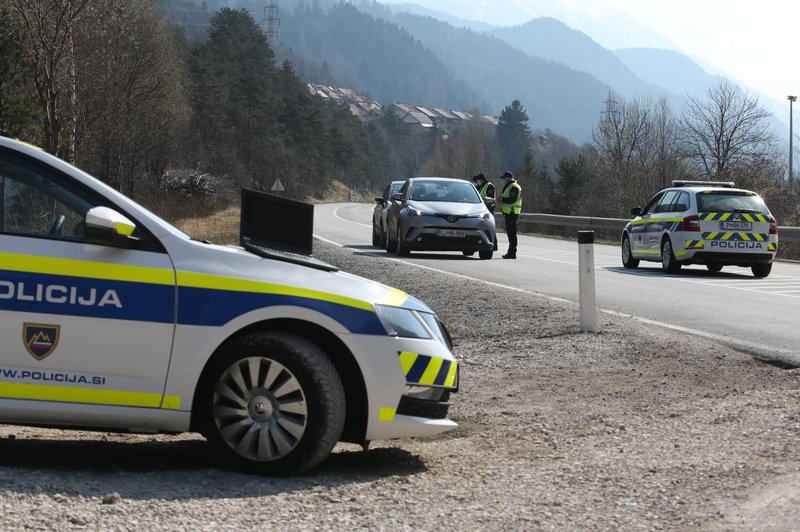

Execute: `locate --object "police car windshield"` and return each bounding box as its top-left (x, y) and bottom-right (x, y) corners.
top-left (696, 192), bottom-right (769, 214)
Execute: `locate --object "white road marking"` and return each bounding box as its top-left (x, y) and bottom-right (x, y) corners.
top-left (333, 205), bottom-right (372, 228)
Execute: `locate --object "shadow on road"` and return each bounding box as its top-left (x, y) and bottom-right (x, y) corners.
top-left (604, 266), bottom-right (757, 279)
top-left (348, 248), bottom-right (488, 261)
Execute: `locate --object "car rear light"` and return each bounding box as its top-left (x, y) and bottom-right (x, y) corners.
top-left (770, 216), bottom-right (778, 235)
top-left (683, 214), bottom-right (700, 232)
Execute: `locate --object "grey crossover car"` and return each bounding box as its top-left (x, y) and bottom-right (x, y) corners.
top-left (385, 177), bottom-right (496, 259)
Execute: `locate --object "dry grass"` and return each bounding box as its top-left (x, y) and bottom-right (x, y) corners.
top-left (175, 206), bottom-right (241, 245)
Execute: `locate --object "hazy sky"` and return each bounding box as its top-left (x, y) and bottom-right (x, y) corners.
top-left (604, 0), bottom-right (798, 106)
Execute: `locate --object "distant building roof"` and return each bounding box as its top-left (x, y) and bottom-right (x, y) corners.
top-left (306, 84), bottom-right (498, 129)
top-left (433, 108), bottom-right (458, 120)
top-left (415, 106), bottom-right (439, 119)
top-left (403, 111), bottom-right (434, 127)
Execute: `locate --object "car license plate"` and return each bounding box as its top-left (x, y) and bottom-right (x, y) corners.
top-left (720, 221), bottom-right (752, 231)
top-left (436, 229), bottom-right (466, 237)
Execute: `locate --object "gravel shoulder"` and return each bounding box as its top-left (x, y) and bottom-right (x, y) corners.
top-left (2, 241), bottom-right (800, 530)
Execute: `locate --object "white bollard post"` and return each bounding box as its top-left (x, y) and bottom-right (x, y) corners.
top-left (578, 231), bottom-right (597, 332)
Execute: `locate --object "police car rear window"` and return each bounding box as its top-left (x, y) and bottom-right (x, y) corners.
top-left (695, 192), bottom-right (769, 214)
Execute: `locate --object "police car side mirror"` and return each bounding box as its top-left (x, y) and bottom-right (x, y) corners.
top-left (630, 207), bottom-right (642, 216)
top-left (484, 197), bottom-right (496, 207)
top-left (84, 206), bottom-right (139, 248)
top-left (375, 197), bottom-right (385, 206)
top-left (390, 192), bottom-right (403, 202)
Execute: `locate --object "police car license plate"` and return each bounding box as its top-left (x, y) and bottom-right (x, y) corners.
top-left (436, 229), bottom-right (466, 237)
top-left (720, 221), bottom-right (752, 231)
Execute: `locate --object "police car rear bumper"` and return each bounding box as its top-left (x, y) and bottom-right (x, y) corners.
top-left (688, 251), bottom-right (773, 265)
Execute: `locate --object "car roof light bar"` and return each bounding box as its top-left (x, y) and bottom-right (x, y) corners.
top-left (672, 180), bottom-right (736, 188)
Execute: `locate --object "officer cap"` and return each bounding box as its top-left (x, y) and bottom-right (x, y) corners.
top-left (501, 171), bottom-right (513, 178)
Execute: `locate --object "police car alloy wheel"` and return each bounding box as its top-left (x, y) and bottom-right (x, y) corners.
top-left (199, 332), bottom-right (345, 475)
top-left (621, 234), bottom-right (639, 269)
top-left (661, 239), bottom-right (681, 274)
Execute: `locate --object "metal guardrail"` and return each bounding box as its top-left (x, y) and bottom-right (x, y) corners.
top-left (495, 213), bottom-right (800, 243)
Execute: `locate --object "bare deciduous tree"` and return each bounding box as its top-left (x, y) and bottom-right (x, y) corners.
top-left (8, 0), bottom-right (90, 159)
top-left (680, 80), bottom-right (778, 180)
top-left (74, 0), bottom-right (188, 195)
top-left (420, 114), bottom-right (499, 179)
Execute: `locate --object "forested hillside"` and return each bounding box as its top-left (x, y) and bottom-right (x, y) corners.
top-left (381, 11), bottom-right (612, 141)
top-left (0, 2), bottom-right (441, 217)
top-left (278, 3), bottom-right (482, 110)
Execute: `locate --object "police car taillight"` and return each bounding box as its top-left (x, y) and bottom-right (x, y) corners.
top-left (770, 217), bottom-right (779, 235)
top-left (683, 215), bottom-right (700, 232)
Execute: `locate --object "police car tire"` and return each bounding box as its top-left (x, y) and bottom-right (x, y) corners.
top-left (621, 234), bottom-right (639, 268)
top-left (199, 331), bottom-right (346, 476)
top-left (396, 226), bottom-right (410, 256)
top-left (478, 250), bottom-right (493, 260)
top-left (661, 238), bottom-right (681, 274)
top-left (752, 263), bottom-right (772, 278)
top-left (707, 264), bottom-right (723, 272)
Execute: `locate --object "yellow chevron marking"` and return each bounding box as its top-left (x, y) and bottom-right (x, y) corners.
top-left (398, 351), bottom-right (418, 375)
top-left (418, 357), bottom-right (444, 386)
top-left (444, 362), bottom-right (458, 388)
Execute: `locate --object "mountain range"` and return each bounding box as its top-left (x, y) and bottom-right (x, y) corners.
top-left (159, 0), bottom-right (787, 144)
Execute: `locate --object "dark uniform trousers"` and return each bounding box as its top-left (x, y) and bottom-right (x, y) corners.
top-left (504, 213), bottom-right (519, 255)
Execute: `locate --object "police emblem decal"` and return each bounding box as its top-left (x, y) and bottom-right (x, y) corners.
top-left (23, 323), bottom-right (61, 361)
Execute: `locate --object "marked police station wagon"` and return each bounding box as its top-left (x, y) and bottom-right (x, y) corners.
top-left (621, 181), bottom-right (778, 277)
top-left (0, 136), bottom-right (459, 475)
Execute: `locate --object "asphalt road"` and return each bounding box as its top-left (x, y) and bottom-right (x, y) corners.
top-left (314, 203), bottom-right (800, 366)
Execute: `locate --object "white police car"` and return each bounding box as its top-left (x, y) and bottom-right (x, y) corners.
top-left (621, 181), bottom-right (778, 277)
top-left (0, 136), bottom-right (458, 475)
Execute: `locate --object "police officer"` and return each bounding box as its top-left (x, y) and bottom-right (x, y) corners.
top-left (473, 173), bottom-right (498, 251)
top-left (473, 173), bottom-right (495, 209)
top-left (499, 171), bottom-right (522, 259)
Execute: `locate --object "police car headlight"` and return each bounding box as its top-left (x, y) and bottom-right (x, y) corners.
top-left (466, 211), bottom-right (491, 220)
top-left (417, 311), bottom-right (453, 349)
top-left (374, 305), bottom-right (431, 339)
